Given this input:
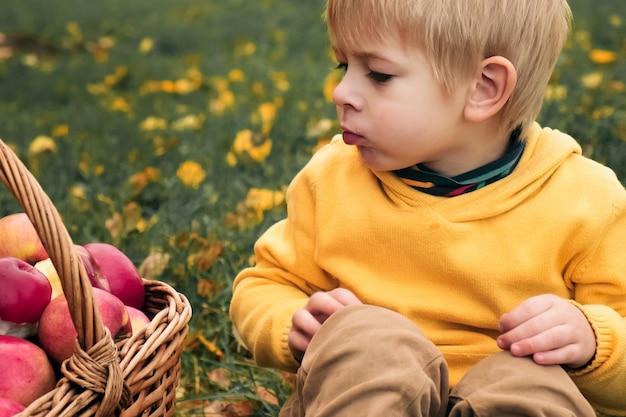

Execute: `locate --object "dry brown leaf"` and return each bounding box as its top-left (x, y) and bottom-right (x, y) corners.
top-left (208, 368), bottom-right (231, 389)
top-left (203, 400), bottom-right (254, 417)
top-left (197, 278), bottom-right (215, 297)
top-left (138, 251), bottom-right (171, 279)
top-left (255, 386), bottom-right (279, 406)
top-left (189, 242), bottom-right (225, 271)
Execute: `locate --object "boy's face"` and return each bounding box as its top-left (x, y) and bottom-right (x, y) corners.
top-left (332, 39), bottom-right (477, 176)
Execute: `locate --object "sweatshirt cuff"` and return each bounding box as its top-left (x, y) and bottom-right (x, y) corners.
top-left (566, 301), bottom-right (615, 376)
top-left (279, 314), bottom-right (301, 372)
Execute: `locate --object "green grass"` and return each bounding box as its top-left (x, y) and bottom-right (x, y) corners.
top-left (0, 1), bottom-right (625, 415)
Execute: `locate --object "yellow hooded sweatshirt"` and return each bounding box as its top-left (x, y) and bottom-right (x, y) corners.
top-left (231, 123), bottom-right (626, 415)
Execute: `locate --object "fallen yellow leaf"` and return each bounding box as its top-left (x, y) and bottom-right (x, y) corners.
top-left (177, 160), bottom-right (206, 189)
top-left (589, 49), bottom-right (617, 64)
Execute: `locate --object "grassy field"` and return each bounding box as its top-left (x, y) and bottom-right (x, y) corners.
top-left (0, 1), bottom-right (625, 416)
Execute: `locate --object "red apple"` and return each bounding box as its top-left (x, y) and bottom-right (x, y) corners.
top-left (0, 398), bottom-right (25, 417)
top-left (0, 257), bottom-right (52, 338)
top-left (0, 213), bottom-right (48, 264)
top-left (0, 335), bottom-right (56, 407)
top-left (126, 306), bottom-right (151, 333)
top-left (38, 287), bottom-right (131, 364)
top-left (73, 244), bottom-right (110, 292)
top-left (82, 243), bottom-right (145, 309)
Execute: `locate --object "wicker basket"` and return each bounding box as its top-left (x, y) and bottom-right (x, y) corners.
top-left (0, 139), bottom-right (192, 417)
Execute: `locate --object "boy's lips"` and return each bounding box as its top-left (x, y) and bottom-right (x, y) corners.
top-left (342, 129), bottom-right (363, 145)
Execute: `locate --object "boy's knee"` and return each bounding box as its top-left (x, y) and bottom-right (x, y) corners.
top-left (304, 305), bottom-right (439, 363)
top-left (302, 305), bottom-right (446, 388)
top-left (449, 351), bottom-right (596, 417)
top-left (294, 305), bottom-right (449, 417)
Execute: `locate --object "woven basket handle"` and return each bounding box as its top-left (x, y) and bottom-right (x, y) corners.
top-left (0, 140), bottom-right (104, 347)
top-left (0, 140), bottom-right (128, 415)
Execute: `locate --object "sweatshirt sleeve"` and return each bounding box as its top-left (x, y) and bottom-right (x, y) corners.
top-left (567, 181), bottom-right (626, 416)
top-left (229, 145), bottom-right (340, 372)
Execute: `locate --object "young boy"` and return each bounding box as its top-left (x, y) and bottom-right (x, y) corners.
top-left (230, 0), bottom-right (626, 415)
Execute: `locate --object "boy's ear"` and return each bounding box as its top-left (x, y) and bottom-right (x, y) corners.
top-left (464, 56), bottom-right (517, 122)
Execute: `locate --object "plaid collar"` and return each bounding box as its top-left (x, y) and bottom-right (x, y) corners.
top-left (394, 127), bottom-right (525, 197)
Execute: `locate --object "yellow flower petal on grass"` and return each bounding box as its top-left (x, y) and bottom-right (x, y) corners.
top-left (248, 138), bottom-right (272, 162)
top-left (140, 75), bottom-right (201, 95)
top-left (160, 80), bottom-right (176, 93)
top-left (171, 114), bottom-right (205, 131)
top-left (232, 130), bottom-right (254, 154)
top-left (139, 37), bottom-right (154, 53)
top-left (256, 102), bottom-right (278, 135)
top-left (609, 15), bottom-right (622, 27)
top-left (105, 202), bottom-right (154, 242)
top-left (592, 106), bottom-right (615, 120)
top-left (544, 85), bottom-right (567, 101)
top-left (271, 72), bottom-right (290, 92)
top-left (581, 72), bottom-right (603, 89)
top-left (209, 90), bottom-right (235, 115)
top-left (589, 49), bottom-right (617, 64)
top-left (52, 124), bottom-right (69, 137)
top-left (104, 66), bottom-right (128, 87)
top-left (110, 96), bottom-right (130, 112)
top-left (173, 78), bottom-right (198, 94)
top-left (226, 152), bottom-right (237, 167)
top-left (196, 334), bottom-right (224, 359)
top-left (228, 68), bottom-right (244, 82)
top-left (140, 116), bottom-right (168, 131)
top-left (323, 70), bottom-right (342, 102)
top-left (28, 136), bottom-right (57, 156)
top-left (244, 188), bottom-right (286, 219)
top-left (177, 160), bottom-right (206, 189)
top-left (66, 22), bottom-right (83, 43)
top-left (87, 82), bottom-right (108, 95)
top-left (230, 129), bottom-right (272, 163)
top-left (226, 188), bottom-right (285, 229)
top-left (235, 41), bottom-right (256, 56)
top-left (130, 166), bottom-right (161, 193)
top-left (69, 184), bottom-right (90, 212)
top-left (209, 77), bottom-right (236, 115)
top-left (27, 136), bottom-right (57, 175)
top-left (187, 67), bottom-right (202, 84)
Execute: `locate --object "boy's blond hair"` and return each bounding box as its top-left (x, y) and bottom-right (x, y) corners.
top-left (325, 0), bottom-right (572, 134)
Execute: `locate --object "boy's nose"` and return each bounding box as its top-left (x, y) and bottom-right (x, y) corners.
top-left (332, 77), bottom-right (362, 111)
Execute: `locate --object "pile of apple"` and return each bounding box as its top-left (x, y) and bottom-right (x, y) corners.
top-left (0, 213), bottom-right (152, 416)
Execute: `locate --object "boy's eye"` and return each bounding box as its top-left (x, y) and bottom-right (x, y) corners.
top-left (367, 71), bottom-right (392, 83)
top-left (335, 62), bottom-right (348, 73)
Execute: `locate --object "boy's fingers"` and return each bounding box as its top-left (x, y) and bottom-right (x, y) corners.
top-left (499, 294), bottom-right (555, 332)
top-left (328, 288), bottom-right (362, 306)
top-left (287, 329), bottom-right (309, 363)
top-left (308, 291), bottom-right (343, 310)
top-left (509, 324), bottom-right (571, 355)
top-left (292, 308), bottom-right (322, 336)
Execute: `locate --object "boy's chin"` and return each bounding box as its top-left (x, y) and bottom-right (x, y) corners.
top-left (357, 149), bottom-right (406, 172)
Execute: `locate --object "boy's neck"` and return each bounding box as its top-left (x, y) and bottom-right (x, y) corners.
top-left (421, 121), bottom-right (513, 178)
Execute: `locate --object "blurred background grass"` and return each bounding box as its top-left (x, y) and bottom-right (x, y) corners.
top-left (0, 1), bottom-right (624, 416)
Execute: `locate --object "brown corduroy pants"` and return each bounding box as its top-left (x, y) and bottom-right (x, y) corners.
top-left (279, 305), bottom-right (596, 417)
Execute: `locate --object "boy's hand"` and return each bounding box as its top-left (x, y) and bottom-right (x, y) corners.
top-left (497, 294), bottom-right (596, 369)
top-left (288, 288), bottom-right (362, 363)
